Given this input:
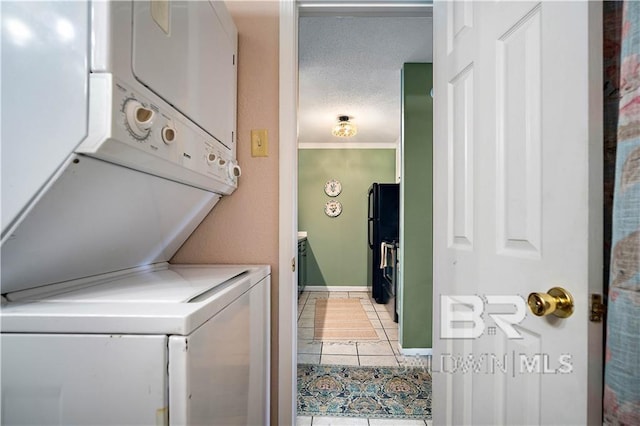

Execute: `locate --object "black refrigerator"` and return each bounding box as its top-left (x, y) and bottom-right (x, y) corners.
top-left (367, 183), bottom-right (400, 304)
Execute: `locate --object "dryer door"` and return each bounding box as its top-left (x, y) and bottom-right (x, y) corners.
top-left (1, 1), bottom-right (89, 236)
top-left (131, 1), bottom-right (237, 152)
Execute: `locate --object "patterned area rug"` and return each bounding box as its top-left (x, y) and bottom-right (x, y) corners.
top-left (297, 364), bottom-right (432, 420)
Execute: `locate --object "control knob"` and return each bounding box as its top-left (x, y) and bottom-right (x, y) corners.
top-left (207, 152), bottom-right (217, 164)
top-left (162, 125), bottom-right (176, 145)
top-left (228, 161), bottom-right (241, 180)
top-left (125, 99), bottom-right (155, 139)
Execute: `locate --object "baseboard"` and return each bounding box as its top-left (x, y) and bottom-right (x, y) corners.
top-left (304, 285), bottom-right (370, 292)
top-left (398, 345), bottom-right (433, 356)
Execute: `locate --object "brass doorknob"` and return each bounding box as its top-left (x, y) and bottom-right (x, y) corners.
top-left (527, 287), bottom-right (574, 318)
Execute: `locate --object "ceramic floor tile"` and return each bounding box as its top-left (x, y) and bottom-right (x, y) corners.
top-left (348, 292), bottom-right (369, 299)
top-left (298, 339), bottom-right (322, 355)
top-left (301, 308), bottom-right (316, 316)
top-left (297, 354), bottom-right (320, 364)
top-left (312, 416), bottom-right (369, 425)
top-left (376, 310), bottom-right (394, 322)
top-left (296, 416), bottom-right (312, 426)
top-left (322, 342), bottom-right (357, 355)
top-left (384, 328), bottom-right (398, 340)
top-left (426, 420), bottom-right (433, 426)
top-left (298, 292), bottom-right (310, 303)
top-left (359, 355), bottom-right (399, 366)
top-left (362, 304), bottom-right (376, 312)
top-left (298, 317), bottom-right (314, 328)
top-left (373, 303), bottom-right (388, 311)
top-left (298, 327), bottom-right (314, 340)
top-left (299, 313), bottom-right (315, 321)
top-left (375, 328), bottom-right (388, 340)
top-left (307, 291), bottom-right (329, 299)
top-left (319, 339), bottom-right (358, 345)
top-left (328, 292), bottom-right (349, 298)
top-left (389, 340), bottom-right (401, 355)
top-left (369, 419), bottom-right (429, 425)
top-left (357, 341), bottom-right (394, 356)
top-left (381, 319), bottom-right (397, 329)
top-left (320, 354), bottom-right (359, 366)
top-left (365, 311), bottom-right (379, 320)
top-left (369, 318), bottom-right (383, 328)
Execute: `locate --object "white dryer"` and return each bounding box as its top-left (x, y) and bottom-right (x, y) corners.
top-left (2, 0), bottom-right (240, 291)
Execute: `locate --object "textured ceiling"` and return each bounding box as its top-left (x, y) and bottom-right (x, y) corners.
top-left (298, 16), bottom-right (432, 144)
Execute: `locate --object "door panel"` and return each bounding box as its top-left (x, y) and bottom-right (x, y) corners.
top-left (448, 63), bottom-right (474, 249)
top-left (169, 278), bottom-right (270, 425)
top-left (433, 1), bottom-right (603, 425)
top-left (1, 1), bottom-right (89, 235)
top-left (1, 334), bottom-right (167, 425)
top-left (495, 4), bottom-right (542, 258)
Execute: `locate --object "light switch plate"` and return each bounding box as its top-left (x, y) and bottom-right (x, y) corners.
top-left (251, 129), bottom-right (268, 157)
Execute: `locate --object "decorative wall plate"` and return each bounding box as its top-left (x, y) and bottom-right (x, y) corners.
top-left (324, 179), bottom-right (342, 197)
top-left (324, 200), bottom-right (342, 217)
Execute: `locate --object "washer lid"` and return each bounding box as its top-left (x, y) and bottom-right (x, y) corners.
top-left (31, 267), bottom-right (248, 304)
top-left (0, 265), bottom-right (271, 335)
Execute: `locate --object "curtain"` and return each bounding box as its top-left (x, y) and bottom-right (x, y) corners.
top-left (604, 1), bottom-right (640, 424)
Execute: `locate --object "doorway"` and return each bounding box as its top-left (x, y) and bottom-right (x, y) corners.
top-left (292, 2), bottom-right (434, 424)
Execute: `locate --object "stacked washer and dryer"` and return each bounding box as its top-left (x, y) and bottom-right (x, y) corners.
top-left (1, 2), bottom-right (269, 425)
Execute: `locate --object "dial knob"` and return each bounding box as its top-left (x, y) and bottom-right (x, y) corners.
top-left (162, 125), bottom-right (176, 145)
top-left (228, 161), bottom-right (241, 179)
top-left (125, 99), bottom-right (154, 139)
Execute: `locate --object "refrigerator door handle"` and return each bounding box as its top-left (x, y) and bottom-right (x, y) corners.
top-left (380, 243), bottom-right (388, 269)
top-left (368, 218), bottom-right (374, 249)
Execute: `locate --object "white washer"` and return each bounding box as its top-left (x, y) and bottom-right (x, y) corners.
top-left (1, 264), bottom-right (270, 426)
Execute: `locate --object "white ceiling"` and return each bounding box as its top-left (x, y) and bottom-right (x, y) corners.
top-left (298, 15), bottom-right (433, 145)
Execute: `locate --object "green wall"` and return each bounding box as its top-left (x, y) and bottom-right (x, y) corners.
top-left (298, 149), bottom-right (396, 287)
top-left (400, 63), bottom-right (433, 349)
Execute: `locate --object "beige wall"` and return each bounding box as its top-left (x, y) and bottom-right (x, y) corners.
top-left (171, 1), bottom-right (280, 423)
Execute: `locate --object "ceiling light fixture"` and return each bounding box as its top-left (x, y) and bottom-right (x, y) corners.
top-left (332, 115), bottom-right (357, 138)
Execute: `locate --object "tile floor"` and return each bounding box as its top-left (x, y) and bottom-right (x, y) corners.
top-left (297, 290), bottom-right (432, 426)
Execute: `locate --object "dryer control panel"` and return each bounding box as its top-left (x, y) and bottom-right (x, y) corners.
top-left (77, 74), bottom-right (240, 195)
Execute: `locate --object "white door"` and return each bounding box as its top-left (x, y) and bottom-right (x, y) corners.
top-left (433, 1), bottom-right (603, 425)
